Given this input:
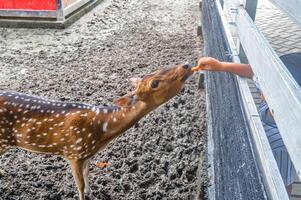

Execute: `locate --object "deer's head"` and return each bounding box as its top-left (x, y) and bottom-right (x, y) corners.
top-left (114, 64), bottom-right (193, 108)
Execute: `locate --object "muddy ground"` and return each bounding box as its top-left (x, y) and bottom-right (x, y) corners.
top-left (0, 0), bottom-right (206, 199)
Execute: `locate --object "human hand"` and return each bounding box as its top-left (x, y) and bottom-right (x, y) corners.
top-left (192, 57), bottom-right (224, 72)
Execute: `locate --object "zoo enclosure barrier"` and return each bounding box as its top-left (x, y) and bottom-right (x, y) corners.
top-left (206, 0), bottom-right (301, 199)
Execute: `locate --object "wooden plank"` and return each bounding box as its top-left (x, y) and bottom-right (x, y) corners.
top-left (0, 10), bottom-right (57, 18)
top-left (270, 0), bottom-right (301, 26)
top-left (216, 1), bottom-right (289, 199)
top-left (202, 0), bottom-right (267, 199)
top-left (237, 7), bottom-right (301, 180)
top-left (63, 0), bottom-right (90, 17)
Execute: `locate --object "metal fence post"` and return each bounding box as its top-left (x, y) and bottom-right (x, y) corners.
top-left (238, 0), bottom-right (258, 63)
top-left (56, 0), bottom-right (64, 21)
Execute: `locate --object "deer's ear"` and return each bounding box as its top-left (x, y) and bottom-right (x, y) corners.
top-left (129, 77), bottom-right (142, 87)
top-left (114, 96), bottom-right (130, 107)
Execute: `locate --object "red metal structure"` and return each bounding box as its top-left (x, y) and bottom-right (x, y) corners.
top-left (0, 0), bottom-right (103, 28)
top-left (0, 0), bottom-right (56, 10)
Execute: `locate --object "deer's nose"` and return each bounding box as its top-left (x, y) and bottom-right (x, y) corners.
top-left (182, 64), bottom-right (191, 69)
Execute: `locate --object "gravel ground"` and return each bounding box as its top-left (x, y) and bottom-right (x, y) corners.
top-left (0, 0), bottom-right (206, 199)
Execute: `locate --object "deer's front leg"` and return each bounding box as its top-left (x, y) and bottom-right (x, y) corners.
top-left (83, 159), bottom-right (90, 194)
top-left (70, 160), bottom-right (86, 200)
top-left (0, 149), bottom-right (7, 177)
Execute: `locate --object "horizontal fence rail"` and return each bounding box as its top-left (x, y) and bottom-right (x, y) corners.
top-left (0, 10), bottom-right (57, 18)
top-left (236, 5), bottom-right (301, 180)
top-left (215, 1), bottom-right (289, 199)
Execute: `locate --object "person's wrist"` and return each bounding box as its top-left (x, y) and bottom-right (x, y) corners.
top-left (218, 62), bottom-right (226, 71)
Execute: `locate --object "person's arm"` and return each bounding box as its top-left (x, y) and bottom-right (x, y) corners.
top-left (195, 57), bottom-right (254, 79)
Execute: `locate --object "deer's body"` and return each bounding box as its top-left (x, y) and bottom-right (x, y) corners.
top-left (0, 64), bottom-right (194, 200)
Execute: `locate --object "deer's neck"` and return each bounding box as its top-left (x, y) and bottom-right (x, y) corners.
top-left (97, 101), bottom-right (154, 141)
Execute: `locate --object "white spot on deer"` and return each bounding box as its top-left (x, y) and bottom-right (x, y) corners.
top-left (88, 133), bottom-right (92, 138)
top-left (53, 133), bottom-right (58, 136)
top-left (76, 146), bottom-right (82, 151)
top-left (102, 122), bottom-right (108, 132)
top-left (42, 133), bottom-right (48, 136)
top-left (75, 138), bottom-right (83, 144)
top-left (113, 117), bottom-right (117, 122)
top-left (81, 113), bottom-right (88, 117)
top-left (60, 138), bottom-right (65, 141)
top-left (103, 109), bottom-right (108, 114)
top-left (38, 145), bottom-right (46, 148)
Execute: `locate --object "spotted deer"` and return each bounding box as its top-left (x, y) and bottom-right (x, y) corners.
top-left (0, 64), bottom-right (195, 200)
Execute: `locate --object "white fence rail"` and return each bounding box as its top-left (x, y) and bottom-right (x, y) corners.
top-left (218, 0), bottom-right (301, 198)
top-left (215, 1), bottom-right (289, 199)
top-left (236, 6), bottom-right (301, 180)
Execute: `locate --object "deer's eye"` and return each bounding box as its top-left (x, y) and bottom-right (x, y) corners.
top-left (151, 80), bottom-right (160, 89)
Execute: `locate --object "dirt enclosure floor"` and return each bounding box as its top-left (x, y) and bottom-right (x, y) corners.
top-left (0, 0), bottom-right (206, 199)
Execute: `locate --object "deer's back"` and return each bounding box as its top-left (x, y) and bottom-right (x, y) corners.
top-left (0, 91), bottom-right (108, 159)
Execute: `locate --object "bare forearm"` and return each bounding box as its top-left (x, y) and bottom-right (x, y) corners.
top-left (221, 62), bottom-right (254, 79)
